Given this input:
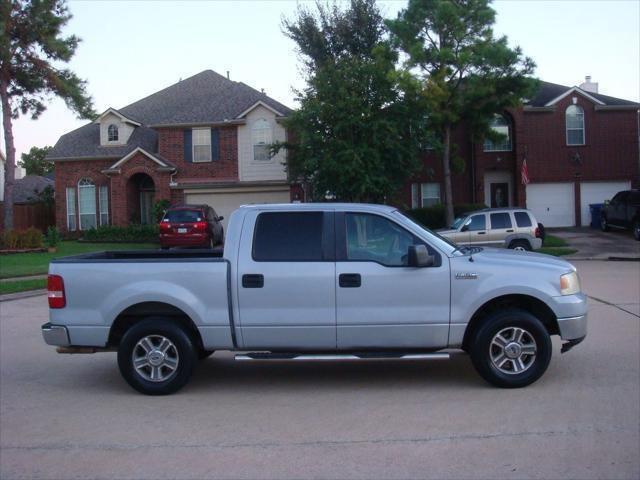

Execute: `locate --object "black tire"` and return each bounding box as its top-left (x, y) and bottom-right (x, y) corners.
top-left (508, 239), bottom-right (532, 251)
top-left (633, 219), bottom-right (640, 241)
top-left (198, 349), bottom-right (215, 360)
top-left (470, 309), bottom-right (552, 388)
top-left (600, 214), bottom-right (609, 232)
top-left (537, 223), bottom-right (546, 242)
top-left (117, 318), bottom-right (197, 395)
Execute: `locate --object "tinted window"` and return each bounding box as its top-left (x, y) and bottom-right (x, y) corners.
top-left (163, 209), bottom-right (203, 223)
top-left (253, 212), bottom-right (324, 261)
top-left (490, 212), bottom-right (512, 229)
top-left (467, 215), bottom-right (486, 231)
top-left (629, 191), bottom-right (640, 204)
top-left (346, 213), bottom-right (419, 266)
top-left (514, 211), bottom-right (533, 228)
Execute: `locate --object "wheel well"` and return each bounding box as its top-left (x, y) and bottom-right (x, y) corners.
top-left (108, 302), bottom-right (204, 351)
top-left (462, 294), bottom-right (558, 351)
top-left (508, 238), bottom-right (531, 248)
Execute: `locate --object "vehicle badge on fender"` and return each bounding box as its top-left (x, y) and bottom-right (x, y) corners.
top-left (456, 272), bottom-right (478, 280)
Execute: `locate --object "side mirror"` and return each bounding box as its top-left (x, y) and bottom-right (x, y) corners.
top-left (408, 245), bottom-right (435, 268)
top-left (217, 216), bottom-right (224, 221)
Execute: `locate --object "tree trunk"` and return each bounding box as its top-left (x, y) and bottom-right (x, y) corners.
top-left (442, 124), bottom-right (454, 227)
top-left (0, 74), bottom-right (16, 230)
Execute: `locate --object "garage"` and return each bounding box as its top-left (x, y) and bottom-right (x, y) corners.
top-left (185, 187), bottom-right (291, 228)
top-left (580, 181), bottom-right (631, 226)
top-left (526, 182), bottom-right (575, 227)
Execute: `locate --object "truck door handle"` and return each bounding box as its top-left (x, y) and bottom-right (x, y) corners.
top-left (506, 229), bottom-right (514, 233)
top-left (339, 273), bottom-right (361, 288)
top-left (242, 274), bottom-right (264, 288)
top-left (477, 231), bottom-right (486, 235)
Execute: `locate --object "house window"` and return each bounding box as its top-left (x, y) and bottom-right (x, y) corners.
top-left (192, 128), bottom-right (212, 162)
top-left (78, 178), bottom-right (97, 230)
top-left (99, 185), bottom-right (109, 226)
top-left (411, 183), bottom-right (441, 208)
top-left (566, 105), bottom-right (585, 145)
top-left (66, 187), bottom-right (77, 231)
top-left (252, 118), bottom-right (272, 161)
top-left (483, 115), bottom-right (512, 152)
top-left (107, 124), bottom-right (119, 142)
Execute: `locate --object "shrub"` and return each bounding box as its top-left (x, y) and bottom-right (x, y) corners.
top-left (153, 199), bottom-right (171, 222)
top-left (81, 224), bottom-right (159, 243)
top-left (405, 203), bottom-right (487, 230)
top-left (0, 228), bottom-right (43, 249)
top-left (46, 226), bottom-right (61, 248)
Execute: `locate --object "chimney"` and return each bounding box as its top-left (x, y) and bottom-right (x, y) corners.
top-left (261, 88), bottom-right (265, 94)
top-left (579, 75), bottom-right (599, 93)
top-left (226, 70), bottom-right (230, 80)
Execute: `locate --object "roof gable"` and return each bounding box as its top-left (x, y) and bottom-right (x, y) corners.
top-left (108, 147), bottom-right (173, 170)
top-left (94, 108), bottom-right (141, 126)
top-left (543, 86), bottom-right (605, 107)
top-left (528, 81), bottom-right (639, 108)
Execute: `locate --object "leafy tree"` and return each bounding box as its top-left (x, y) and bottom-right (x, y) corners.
top-left (0, 0), bottom-right (95, 229)
top-left (388, 0), bottom-right (537, 225)
top-left (19, 145), bottom-right (53, 176)
top-left (279, 0), bottom-right (427, 203)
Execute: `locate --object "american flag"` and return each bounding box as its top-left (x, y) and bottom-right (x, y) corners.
top-left (521, 158), bottom-right (530, 185)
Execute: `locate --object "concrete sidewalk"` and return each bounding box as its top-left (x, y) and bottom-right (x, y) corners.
top-left (550, 227), bottom-right (640, 260)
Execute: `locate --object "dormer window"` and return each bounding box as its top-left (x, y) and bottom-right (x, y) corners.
top-left (107, 124), bottom-right (119, 142)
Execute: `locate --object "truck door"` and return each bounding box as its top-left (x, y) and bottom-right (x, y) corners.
top-left (237, 210), bottom-right (336, 349)
top-left (335, 212), bottom-right (450, 349)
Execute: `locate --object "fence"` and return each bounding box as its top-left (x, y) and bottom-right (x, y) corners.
top-left (0, 202), bottom-right (56, 233)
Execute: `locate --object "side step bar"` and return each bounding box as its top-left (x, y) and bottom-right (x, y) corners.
top-left (235, 352), bottom-right (450, 361)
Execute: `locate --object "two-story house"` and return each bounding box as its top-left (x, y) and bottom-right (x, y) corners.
top-left (49, 70), bottom-right (293, 234)
top-left (405, 77), bottom-right (640, 227)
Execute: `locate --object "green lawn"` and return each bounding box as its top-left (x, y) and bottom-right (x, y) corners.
top-left (535, 234), bottom-right (576, 256)
top-left (0, 278), bottom-right (47, 295)
top-left (0, 241), bottom-right (157, 279)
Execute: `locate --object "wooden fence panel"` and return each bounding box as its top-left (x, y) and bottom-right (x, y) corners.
top-left (0, 202), bottom-right (56, 233)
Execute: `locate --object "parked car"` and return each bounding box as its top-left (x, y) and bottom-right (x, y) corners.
top-left (159, 204), bottom-right (224, 249)
top-left (600, 189), bottom-right (640, 241)
top-left (438, 208), bottom-right (543, 251)
top-left (42, 203), bottom-right (586, 395)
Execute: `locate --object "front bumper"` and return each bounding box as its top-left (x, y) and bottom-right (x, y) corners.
top-left (557, 313), bottom-right (587, 353)
top-left (41, 323), bottom-right (70, 347)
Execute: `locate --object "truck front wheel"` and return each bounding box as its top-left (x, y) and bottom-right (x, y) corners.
top-left (117, 318), bottom-right (197, 395)
top-left (470, 309), bottom-right (552, 388)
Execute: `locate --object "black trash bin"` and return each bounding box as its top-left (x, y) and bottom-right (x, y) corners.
top-left (589, 203), bottom-right (604, 229)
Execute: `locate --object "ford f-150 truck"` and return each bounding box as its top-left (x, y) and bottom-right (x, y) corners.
top-left (42, 203), bottom-right (587, 395)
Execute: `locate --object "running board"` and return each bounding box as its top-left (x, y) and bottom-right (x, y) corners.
top-left (235, 352), bottom-right (450, 362)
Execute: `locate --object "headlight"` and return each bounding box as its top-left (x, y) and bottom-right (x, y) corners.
top-left (560, 271), bottom-right (581, 295)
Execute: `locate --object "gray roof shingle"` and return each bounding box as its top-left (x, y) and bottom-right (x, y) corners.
top-left (49, 70), bottom-right (292, 160)
top-left (527, 81), bottom-right (639, 107)
top-left (13, 175), bottom-right (55, 204)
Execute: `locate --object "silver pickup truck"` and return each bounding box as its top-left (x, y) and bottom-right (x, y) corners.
top-left (42, 203), bottom-right (587, 395)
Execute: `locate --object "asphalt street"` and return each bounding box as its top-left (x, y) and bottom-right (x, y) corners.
top-left (0, 260), bottom-right (638, 479)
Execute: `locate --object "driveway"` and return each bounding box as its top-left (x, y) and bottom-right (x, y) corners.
top-left (551, 227), bottom-right (640, 260)
top-left (1, 261), bottom-right (639, 479)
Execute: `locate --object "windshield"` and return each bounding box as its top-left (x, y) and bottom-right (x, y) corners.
top-left (394, 211), bottom-right (459, 250)
top-left (450, 216), bottom-right (468, 230)
top-left (163, 209), bottom-right (203, 223)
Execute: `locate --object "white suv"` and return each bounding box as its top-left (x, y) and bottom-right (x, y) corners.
top-left (439, 208), bottom-right (543, 251)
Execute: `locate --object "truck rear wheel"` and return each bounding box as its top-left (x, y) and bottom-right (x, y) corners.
top-left (470, 309), bottom-right (551, 388)
top-left (117, 318), bottom-right (197, 395)
top-left (508, 240), bottom-right (532, 251)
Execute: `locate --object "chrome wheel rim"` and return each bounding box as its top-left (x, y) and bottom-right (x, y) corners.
top-left (490, 327), bottom-right (537, 375)
top-left (601, 217), bottom-right (607, 229)
top-left (132, 335), bottom-right (179, 382)
top-left (513, 246), bottom-right (526, 252)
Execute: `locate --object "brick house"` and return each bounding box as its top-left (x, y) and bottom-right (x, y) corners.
top-left (405, 77), bottom-right (640, 227)
top-left (49, 70), bottom-right (294, 234)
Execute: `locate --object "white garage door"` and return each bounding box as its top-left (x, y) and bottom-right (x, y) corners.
top-left (526, 183), bottom-right (575, 227)
top-left (185, 189), bottom-right (291, 229)
top-left (580, 181), bottom-right (631, 226)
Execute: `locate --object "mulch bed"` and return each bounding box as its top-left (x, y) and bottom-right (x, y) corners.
top-left (0, 248), bottom-right (48, 255)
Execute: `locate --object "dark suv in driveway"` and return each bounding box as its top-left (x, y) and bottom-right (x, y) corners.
top-left (159, 204), bottom-right (224, 249)
top-left (600, 189), bottom-right (640, 241)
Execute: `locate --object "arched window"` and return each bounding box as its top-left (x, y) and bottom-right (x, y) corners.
top-left (483, 115), bottom-right (512, 152)
top-left (78, 178), bottom-right (97, 230)
top-left (566, 105), bottom-right (584, 145)
top-left (252, 118), bottom-right (272, 161)
top-left (107, 124), bottom-right (119, 142)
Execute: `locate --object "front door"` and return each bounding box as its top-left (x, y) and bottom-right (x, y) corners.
top-left (335, 212), bottom-right (450, 349)
top-left (140, 191), bottom-right (154, 225)
top-left (237, 210), bottom-right (336, 350)
top-left (490, 183), bottom-right (509, 208)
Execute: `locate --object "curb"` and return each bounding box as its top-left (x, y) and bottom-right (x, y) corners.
top-left (0, 289), bottom-right (47, 302)
top-left (0, 274), bottom-right (48, 283)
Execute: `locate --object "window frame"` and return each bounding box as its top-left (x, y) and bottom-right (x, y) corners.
top-left (251, 211), bottom-right (334, 262)
top-left (99, 185), bottom-right (109, 226)
top-left (66, 187), bottom-right (77, 231)
top-left (565, 105), bottom-right (585, 146)
top-left (483, 115), bottom-right (512, 152)
top-left (252, 118), bottom-right (272, 162)
top-left (336, 212), bottom-right (441, 268)
top-left (107, 124), bottom-right (119, 142)
top-left (192, 127), bottom-right (212, 163)
top-left (78, 178), bottom-right (97, 231)
top-left (420, 182), bottom-right (441, 207)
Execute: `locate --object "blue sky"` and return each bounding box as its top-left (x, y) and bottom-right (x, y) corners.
top-left (6, 0), bottom-right (639, 164)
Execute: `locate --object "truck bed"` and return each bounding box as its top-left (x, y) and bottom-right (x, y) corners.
top-left (51, 247), bottom-right (225, 263)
